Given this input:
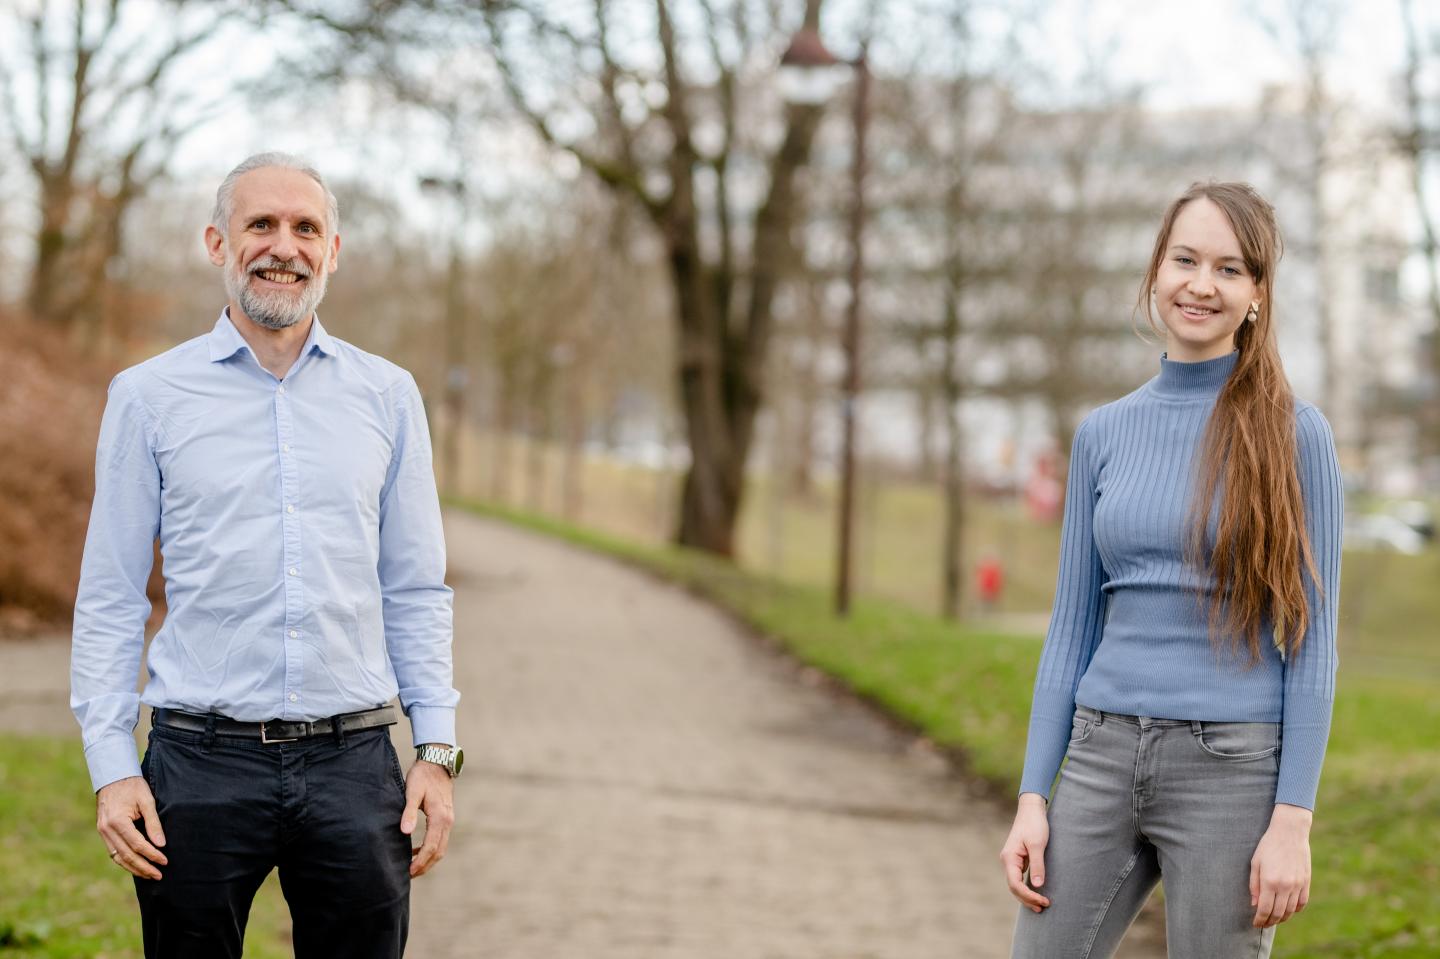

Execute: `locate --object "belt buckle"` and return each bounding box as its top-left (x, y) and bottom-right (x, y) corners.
top-left (260, 720), bottom-right (300, 744)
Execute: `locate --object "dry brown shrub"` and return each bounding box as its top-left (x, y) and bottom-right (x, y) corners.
top-left (0, 312), bottom-right (165, 634)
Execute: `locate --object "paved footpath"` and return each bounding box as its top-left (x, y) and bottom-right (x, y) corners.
top-left (3, 509), bottom-right (1164, 958)
top-left (407, 511), bottom-right (1163, 959)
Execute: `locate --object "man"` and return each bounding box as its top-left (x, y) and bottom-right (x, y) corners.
top-left (70, 152), bottom-right (461, 959)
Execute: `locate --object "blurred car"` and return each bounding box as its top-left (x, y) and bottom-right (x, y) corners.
top-left (1343, 513), bottom-right (1427, 555)
top-left (1389, 500), bottom-right (1436, 542)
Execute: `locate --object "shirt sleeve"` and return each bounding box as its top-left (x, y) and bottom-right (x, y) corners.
top-left (378, 373), bottom-right (459, 747)
top-left (70, 373), bottom-right (160, 792)
top-left (1019, 416), bottom-right (1109, 799)
top-left (1275, 405), bottom-right (1343, 810)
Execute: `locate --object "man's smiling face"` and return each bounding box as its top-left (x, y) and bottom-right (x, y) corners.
top-left (206, 166), bottom-right (339, 330)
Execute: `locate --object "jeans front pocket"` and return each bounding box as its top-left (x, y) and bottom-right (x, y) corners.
top-left (1069, 708), bottom-right (1098, 746)
top-left (141, 734), bottom-right (161, 795)
top-left (1191, 721), bottom-right (1280, 761)
top-left (383, 737), bottom-right (408, 797)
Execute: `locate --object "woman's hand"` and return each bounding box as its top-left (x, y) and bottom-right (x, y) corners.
top-left (1000, 792), bottom-right (1052, 912)
top-left (1249, 803), bottom-right (1313, 927)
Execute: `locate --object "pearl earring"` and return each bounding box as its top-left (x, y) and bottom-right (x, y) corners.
top-left (1245, 303), bottom-right (1259, 323)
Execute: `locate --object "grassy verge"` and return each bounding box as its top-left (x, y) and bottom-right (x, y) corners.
top-left (0, 737), bottom-right (292, 958)
top-left (455, 497), bottom-right (1440, 958)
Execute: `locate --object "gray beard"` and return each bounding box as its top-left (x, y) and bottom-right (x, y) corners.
top-left (225, 256), bottom-right (328, 330)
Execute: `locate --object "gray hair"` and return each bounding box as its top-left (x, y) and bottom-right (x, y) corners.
top-left (212, 151), bottom-right (340, 235)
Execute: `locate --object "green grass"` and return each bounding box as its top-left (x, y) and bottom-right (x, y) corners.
top-left (451, 432), bottom-right (1440, 678)
top-left (0, 737), bottom-right (292, 958)
top-left (455, 496), bottom-right (1440, 959)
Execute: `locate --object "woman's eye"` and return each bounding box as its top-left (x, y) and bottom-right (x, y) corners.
top-left (1222, 266), bottom-right (1242, 276)
top-left (1174, 256), bottom-right (1194, 265)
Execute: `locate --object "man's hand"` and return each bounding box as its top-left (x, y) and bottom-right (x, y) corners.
top-left (401, 752), bottom-right (455, 878)
top-left (1000, 792), bottom-right (1052, 913)
top-left (1250, 803), bottom-right (1313, 928)
top-left (96, 776), bottom-right (167, 880)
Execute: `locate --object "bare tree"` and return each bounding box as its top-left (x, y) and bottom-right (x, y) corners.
top-left (0, 0), bottom-right (245, 341)
top-left (484, 0), bottom-right (836, 555)
top-left (283, 0), bottom-right (834, 557)
top-left (909, 1), bottom-right (1019, 620)
top-left (1399, 0), bottom-right (1440, 462)
top-left (1260, 0), bottom-right (1346, 415)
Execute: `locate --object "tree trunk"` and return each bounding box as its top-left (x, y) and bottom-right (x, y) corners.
top-left (670, 100), bottom-right (825, 555)
top-left (27, 178), bottom-right (73, 328)
top-left (940, 300), bottom-right (966, 620)
top-left (491, 382), bottom-right (515, 504)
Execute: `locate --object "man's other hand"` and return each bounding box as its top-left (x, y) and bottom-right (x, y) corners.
top-left (97, 776), bottom-right (167, 880)
top-left (401, 755), bottom-right (455, 877)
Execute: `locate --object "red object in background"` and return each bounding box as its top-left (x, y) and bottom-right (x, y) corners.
top-left (976, 557), bottom-right (1004, 609)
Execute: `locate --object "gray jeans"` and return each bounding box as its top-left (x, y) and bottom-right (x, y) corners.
top-left (1011, 707), bottom-right (1280, 959)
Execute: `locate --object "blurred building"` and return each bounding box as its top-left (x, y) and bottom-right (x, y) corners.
top-left (773, 75), bottom-right (1429, 497)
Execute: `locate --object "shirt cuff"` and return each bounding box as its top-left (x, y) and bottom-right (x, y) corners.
top-left (85, 734), bottom-right (143, 793)
top-left (407, 706), bottom-right (456, 747)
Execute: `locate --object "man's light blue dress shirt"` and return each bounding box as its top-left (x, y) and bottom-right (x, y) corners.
top-left (71, 311), bottom-right (458, 791)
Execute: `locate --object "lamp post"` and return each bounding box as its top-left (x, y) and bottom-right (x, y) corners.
top-left (419, 175), bottom-right (468, 495)
top-left (780, 27), bottom-right (870, 617)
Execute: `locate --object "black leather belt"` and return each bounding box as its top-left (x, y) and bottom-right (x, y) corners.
top-left (153, 705), bottom-right (397, 743)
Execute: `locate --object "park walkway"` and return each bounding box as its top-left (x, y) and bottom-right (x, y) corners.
top-left (408, 511), bottom-right (1163, 958)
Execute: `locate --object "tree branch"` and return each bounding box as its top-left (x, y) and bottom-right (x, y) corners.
top-left (481, 0), bottom-right (663, 219)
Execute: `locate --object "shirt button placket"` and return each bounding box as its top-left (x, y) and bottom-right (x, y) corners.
top-left (276, 380), bottom-right (303, 718)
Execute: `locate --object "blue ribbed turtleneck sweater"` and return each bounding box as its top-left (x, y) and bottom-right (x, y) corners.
top-left (1019, 350), bottom-right (1343, 810)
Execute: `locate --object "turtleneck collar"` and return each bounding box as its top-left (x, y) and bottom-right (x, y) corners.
top-left (1152, 349), bottom-right (1238, 399)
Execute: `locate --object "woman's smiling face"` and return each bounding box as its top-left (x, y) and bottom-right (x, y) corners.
top-left (1154, 197), bottom-right (1260, 362)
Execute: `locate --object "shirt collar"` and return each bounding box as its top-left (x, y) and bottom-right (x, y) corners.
top-left (208, 308), bottom-right (339, 362)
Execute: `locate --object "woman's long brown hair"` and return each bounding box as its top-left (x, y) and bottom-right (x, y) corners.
top-left (1135, 181), bottom-right (1322, 662)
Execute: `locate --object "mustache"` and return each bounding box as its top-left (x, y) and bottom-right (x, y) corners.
top-left (247, 256), bottom-right (313, 279)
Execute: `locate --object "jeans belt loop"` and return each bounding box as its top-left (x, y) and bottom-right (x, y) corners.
top-left (202, 713), bottom-right (217, 753)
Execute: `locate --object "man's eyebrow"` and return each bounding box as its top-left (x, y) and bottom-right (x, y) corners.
top-left (245, 211), bottom-right (323, 226)
top-left (1168, 244), bottom-right (1244, 264)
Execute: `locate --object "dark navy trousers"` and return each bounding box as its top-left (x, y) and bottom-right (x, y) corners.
top-left (135, 722), bottom-right (411, 958)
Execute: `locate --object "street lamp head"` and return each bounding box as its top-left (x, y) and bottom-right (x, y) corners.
top-left (781, 27), bottom-right (839, 68)
top-left (778, 27), bottom-right (848, 105)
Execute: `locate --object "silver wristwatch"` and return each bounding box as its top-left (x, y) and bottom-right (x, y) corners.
top-left (416, 744), bottom-right (464, 779)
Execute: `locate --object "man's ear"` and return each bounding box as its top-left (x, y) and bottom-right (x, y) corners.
top-left (204, 224), bottom-right (226, 267)
top-left (327, 232), bottom-right (341, 274)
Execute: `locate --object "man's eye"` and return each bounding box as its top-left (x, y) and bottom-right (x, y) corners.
top-left (251, 219), bottom-right (270, 230)
top-left (298, 223), bottom-right (317, 234)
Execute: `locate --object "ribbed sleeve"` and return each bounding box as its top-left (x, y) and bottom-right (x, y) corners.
top-left (1019, 416), bottom-right (1108, 798)
top-left (1275, 405), bottom-right (1343, 809)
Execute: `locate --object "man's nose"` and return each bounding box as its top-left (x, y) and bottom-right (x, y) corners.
top-left (268, 226), bottom-right (300, 260)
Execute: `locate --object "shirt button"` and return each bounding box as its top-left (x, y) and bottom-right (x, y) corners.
top-left (282, 443), bottom-right (291, 453)
top-left (286, 505), bottom-right (295, 514)
top-left (288, 567), bottom-right (298, 576)
top-left (289, 629), bottom-right (299, 639)
top-left (288, 692), bottom-right (298, 703)
top-left (278, 385), bottom-right (287, 395)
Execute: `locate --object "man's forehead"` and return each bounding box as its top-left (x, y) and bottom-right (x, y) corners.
top-left (230, 166), bottom-right (327, 220)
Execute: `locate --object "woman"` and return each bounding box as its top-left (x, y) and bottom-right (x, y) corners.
top-left (1000, 181), bottom-right (1342, 958)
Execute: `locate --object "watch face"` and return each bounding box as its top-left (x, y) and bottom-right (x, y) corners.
top-left (452, 747), bottom-right (464, 777)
